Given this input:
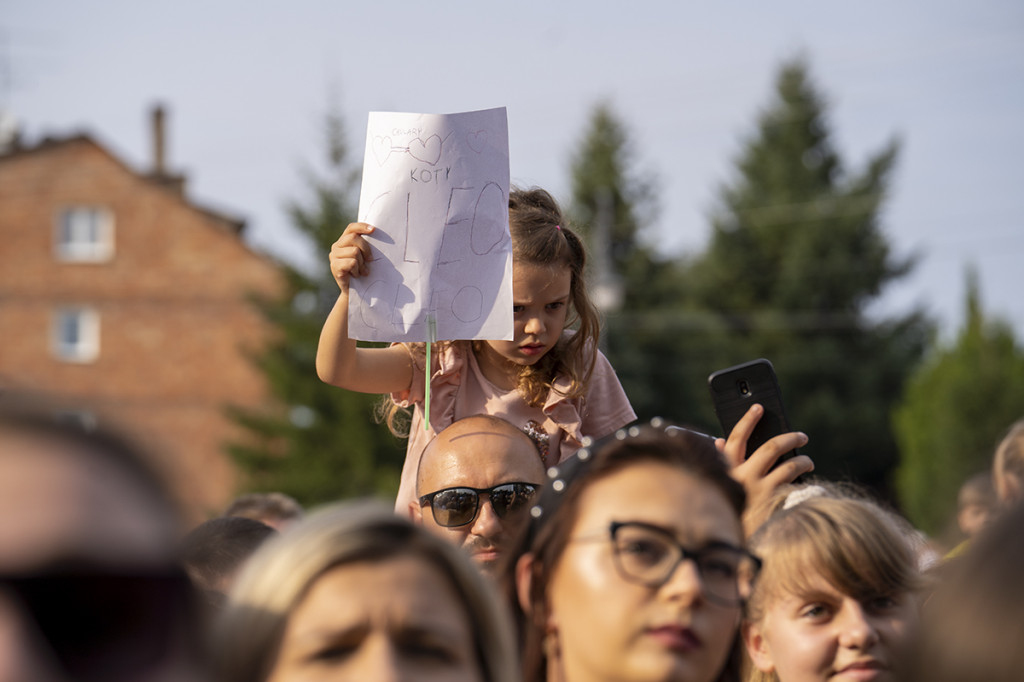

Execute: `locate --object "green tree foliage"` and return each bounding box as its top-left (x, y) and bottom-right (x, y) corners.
top-left (895, 271), bottom-right (1024, 534)
top-left (568, 103), bottom-right (666, 307)
top-left (227, 111), bottom-right (405, 507)
top-left (679, 58), bottom-right (932, 493)
top-left (566, 103), bottom-right (703, 423)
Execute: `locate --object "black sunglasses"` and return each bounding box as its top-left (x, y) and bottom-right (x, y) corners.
top-left (3, 561), bottom-right (195, 681)
top-left (419, 482), bottom-right (540, 528)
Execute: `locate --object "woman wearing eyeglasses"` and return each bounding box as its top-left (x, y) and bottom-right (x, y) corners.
top-left (502, 422), bottom-right (757, 682)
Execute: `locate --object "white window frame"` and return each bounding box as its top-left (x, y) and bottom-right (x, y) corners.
top-left (52, 307), bottom-right (100, 363)
top-left (55, 206), bottom-right (115, 263)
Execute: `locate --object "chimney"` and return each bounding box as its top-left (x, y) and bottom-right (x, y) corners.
top-left (151, 104), bottom-right (166, 176)
top-left (147, 103), bottom-right (185, 195)
top-left (0, 109), bottom-right (20, 154)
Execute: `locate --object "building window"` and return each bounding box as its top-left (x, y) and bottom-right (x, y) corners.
top-left (52, 307), bottom-right (100, 363)
top-left (55, 206), bottom-right (115, 262)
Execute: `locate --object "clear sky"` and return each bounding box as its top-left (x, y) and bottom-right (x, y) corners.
top-left (4, 0), bottom-right (1022, 340)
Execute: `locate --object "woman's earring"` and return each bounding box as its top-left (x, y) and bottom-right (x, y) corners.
top-left (543, 628), bottom-right (561, 660)
top-left (543, 628), bottom-right (564, 682)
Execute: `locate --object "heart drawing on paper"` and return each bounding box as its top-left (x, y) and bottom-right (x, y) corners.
top-left (408, 134), bottom-right (442, 166)
top-left (467, 129), bottom-right (488, 153)
top-left (372, 136), bottom-right (393, 166)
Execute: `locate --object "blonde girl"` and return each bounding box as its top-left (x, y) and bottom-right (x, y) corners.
top-left (742, 495), bottom-right (921, 682)
top-left (316, 187), bottom-right (636, 511)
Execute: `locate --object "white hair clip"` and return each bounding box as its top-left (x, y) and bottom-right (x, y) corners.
top-left (782, 484), bottom-right (828, 510)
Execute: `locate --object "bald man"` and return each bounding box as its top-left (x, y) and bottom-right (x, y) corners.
top-left (410, 415), bottom-right (546, 575)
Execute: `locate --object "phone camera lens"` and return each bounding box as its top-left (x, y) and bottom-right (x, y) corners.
top-left (738, 380), bottom-right (750, 396)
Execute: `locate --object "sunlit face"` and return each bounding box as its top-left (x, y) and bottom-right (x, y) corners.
top-left (267, 555), bottom-right (482, 682)
top-left (544, 461), bottom-right (743, 682)
top-left (413, 418), bottom-right (545, 576)
top-left (744, 572), bottom-right (917, 682)
top-left (476, 261), bottom-right (571, 385)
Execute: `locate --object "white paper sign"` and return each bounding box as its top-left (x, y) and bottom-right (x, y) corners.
top-left (348, 107), bottom-right (513, 343)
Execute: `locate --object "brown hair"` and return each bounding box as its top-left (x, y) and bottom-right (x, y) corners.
top-left (501, 423), bottom-right (747, 682)
top-left (383, 187), bottom-right (601, 435)
top-left (180, 516), bottom-right (276, 595)
top-left (223, 492), bottom-right (305, 526)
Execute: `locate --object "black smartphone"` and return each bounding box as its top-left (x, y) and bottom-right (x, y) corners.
top-left (708, 358), bottom-right (799, 461)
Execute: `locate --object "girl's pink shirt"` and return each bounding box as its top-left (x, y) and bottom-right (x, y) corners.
top-left (391, 340), bottom-right (636, 512)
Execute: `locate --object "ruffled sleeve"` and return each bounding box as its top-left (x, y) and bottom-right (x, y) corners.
top-left (390, 341), bottom-right (467, 436)
top-left (543, 347), bottom-right (637, 462)
top-left (542, 373), bottom-right (585, 457)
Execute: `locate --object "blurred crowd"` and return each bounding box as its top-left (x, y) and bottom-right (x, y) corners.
top-left (1, 402), bottom-right (1021, 682)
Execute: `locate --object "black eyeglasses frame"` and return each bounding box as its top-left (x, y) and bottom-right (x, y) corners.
top-left (600, 520), bottom-right (762, 607)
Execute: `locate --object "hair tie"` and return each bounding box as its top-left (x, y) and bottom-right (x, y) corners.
top-left (555, 225), bottom-right (562, 231)
top-left (782, 484), bottom-right (828, 510)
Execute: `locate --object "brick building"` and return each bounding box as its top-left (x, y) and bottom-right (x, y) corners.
top-left (0, 106), bottom-right (285, 516)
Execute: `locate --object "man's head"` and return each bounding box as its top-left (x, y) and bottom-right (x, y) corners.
top-left (181, 516), bottom-right (276, 603)
top-left (0, 405), bottom-right (207, 681)
top-left (223, 492), bottom-right (304, 532)
top-left (410, 415), bottom-right (545, 575)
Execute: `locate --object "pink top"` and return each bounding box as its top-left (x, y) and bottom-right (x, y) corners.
top-left (391, 340), bottom-right (636, 512)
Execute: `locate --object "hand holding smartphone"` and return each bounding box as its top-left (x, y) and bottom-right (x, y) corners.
top-left (708, 358), bottom-right (800, 464)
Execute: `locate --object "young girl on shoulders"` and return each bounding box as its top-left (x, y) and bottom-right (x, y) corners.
top-left (741, 493), bottom-right (922, 682)
top-left (316, 187), bottom-right (636, 510)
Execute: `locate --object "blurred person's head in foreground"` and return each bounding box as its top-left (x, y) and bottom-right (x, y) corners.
top-left (742, 495), bottom-right (922, 682)
top-left (504, 421), bottom-right (753, 682)
top-left (897, 499), bottom-right (1024, 682)
top-left (992, 418), bottom-right (1024, 506)
top-left (0, 403), bottom-right (206, 682)
top-left (223, 492), bottom-right (304, 532)
top-left (180, 516), bottom-right (276, 608)
top-left (215, 500), bottom-right (519, 682)
top-left (412, 415), bottom-right (545, 576)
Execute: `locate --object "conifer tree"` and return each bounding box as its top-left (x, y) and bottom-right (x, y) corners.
top-left (568, 103), bottom-right (666, 309)
top-left (227, 111), bottom-right (405, 506)
top-left (895, 270), bottom-right (1024, 534)
top-left (566, 103), bottom-right (711, 423)
top-left (681, 58), bottom-right (932, 492)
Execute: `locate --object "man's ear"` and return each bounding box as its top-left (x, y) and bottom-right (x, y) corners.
top-left (742, 621), bottom-right (775, 673)
top-left (408, 500), bottom-right (422, 523)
